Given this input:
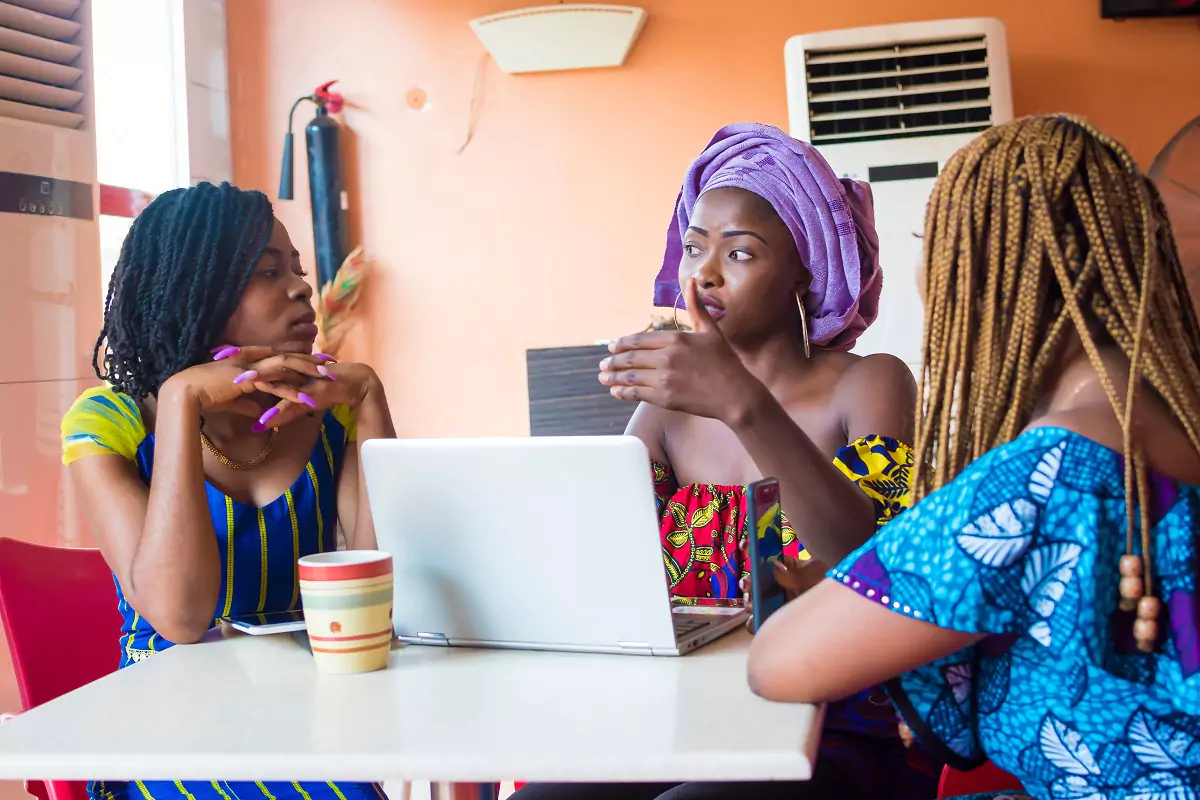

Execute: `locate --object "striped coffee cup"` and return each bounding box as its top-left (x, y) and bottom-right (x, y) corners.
top-left (298, 551), bottom-right (394, 673)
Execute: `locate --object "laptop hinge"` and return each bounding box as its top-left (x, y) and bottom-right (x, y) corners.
top-left (416, 632), bottom-right (449, 646)
top-left (617, 641), bottom-right (653, 655)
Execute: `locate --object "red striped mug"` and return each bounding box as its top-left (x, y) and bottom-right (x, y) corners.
top-left (298, 551), bottom-right (394, 673)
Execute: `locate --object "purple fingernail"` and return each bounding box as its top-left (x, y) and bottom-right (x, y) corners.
top-left (213, 346), bottom-right (240, 361)
top-left (250, 421), bottom-right (266, 434)
top-left (314, 353), bottom-right (337, 362)
top-left (257, 407), bottom-right (280, 427)
top-left (210, 346), bottom-right (227, 355)
top-left (298, 392), bottom-right (317, 409)
top-left (232, 370), bottom-right (258, 385)
top-left (317, 365), bottom-right (337, 381)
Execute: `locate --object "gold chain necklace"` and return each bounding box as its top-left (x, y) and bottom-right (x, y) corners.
top-left (201, 428), bottom-right (278, 470)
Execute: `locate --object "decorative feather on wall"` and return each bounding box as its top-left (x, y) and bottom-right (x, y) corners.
top-left (315, 245), bottom-right (370, 356)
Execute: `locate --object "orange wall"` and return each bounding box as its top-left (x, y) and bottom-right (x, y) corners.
top-left (226, 0), bottom-right (1200, 438)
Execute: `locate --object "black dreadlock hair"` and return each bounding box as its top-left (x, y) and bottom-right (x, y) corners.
top-left (93, 182), bottom-right (275, 399)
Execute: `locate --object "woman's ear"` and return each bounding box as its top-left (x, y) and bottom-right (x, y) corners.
top-left (794, 269), bottom-right (812, 298)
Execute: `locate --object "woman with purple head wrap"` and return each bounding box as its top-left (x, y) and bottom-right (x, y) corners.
top-left (653, 122), bottom-right (883, 351)
top-left (514, 126), bottom-right (934, 798)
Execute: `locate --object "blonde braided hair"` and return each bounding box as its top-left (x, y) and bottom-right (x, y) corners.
top-left (915, 116), bottom-right (1200, 643)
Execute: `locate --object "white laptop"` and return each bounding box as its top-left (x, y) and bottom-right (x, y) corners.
top-left (360, 436), bottom-right (747, 656)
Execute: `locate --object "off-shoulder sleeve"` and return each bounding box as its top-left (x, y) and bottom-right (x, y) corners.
top-left (61, 386), bottom-right (147, 464)
top-left (833, 434), bottom-right (914, 528)
top-left (330, 404), bottom-right (357, 443)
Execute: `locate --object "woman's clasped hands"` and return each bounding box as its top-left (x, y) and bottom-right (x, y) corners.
top-left (160, 345), bottom-right (382, 431)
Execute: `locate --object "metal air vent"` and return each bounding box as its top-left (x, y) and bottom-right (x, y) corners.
top-left (805, 35), bottom-right (993, 145)
top-left (0, 0), bottom-right (86, 129)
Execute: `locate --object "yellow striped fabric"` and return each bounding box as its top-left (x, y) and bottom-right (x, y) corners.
top-left (257, 508), bottom-right (269, 612)
top-left (126, 612), bottom-right (139, 650)
top-left (285, 490), bottom-right (300, 610)
top-left (320, 427), bottom-right (335, 475)
top-left (306, 463), bottom-right (323, 553)
top-left (222, 497), bottom-right (235, 617)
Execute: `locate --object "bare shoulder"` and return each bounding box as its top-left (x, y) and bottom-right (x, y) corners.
top-left (834, 352), bottom-right (917, 400)
top-left (624, 401), bottom-right (676, 463)
top-left (626, 399), bottom-right (673, 431)
top-left (831, 352), bottom-right (918, 444)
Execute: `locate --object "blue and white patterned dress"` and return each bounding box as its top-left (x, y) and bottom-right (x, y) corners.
top-left (831, 427), bottom-right (1200, 800)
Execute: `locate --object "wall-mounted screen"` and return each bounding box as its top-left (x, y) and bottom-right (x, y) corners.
top-left (1102, 0), bottom-right (1200, 18)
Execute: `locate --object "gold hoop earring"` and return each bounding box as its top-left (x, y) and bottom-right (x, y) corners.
top-left (797, 292), bottom-right (811, 358)
top-left (673, 290), bottom-right (685, 331)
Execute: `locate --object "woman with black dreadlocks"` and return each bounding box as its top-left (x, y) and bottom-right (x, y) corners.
top-left (747, 115), bottom-right (1200, 799)
top-left (61, 182), bottom-right (394, 800)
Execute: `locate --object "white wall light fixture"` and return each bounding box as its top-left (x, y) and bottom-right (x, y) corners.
top-left (469, 4), bottom-right (646, 74)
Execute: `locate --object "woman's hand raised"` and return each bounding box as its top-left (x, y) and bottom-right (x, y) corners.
top-left (248, 358), bottom-right (383, 431)
top-left (599, 277), bottom-right (768, 424)
top-left (158, 346), bottom-right (329, 420)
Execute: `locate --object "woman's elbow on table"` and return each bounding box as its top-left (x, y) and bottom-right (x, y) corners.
top-left (746, 657), bottom-right (787, 701)
top-left (143, 608), bottom-right (211, 645)
top-left (746, 624), bottom-right (833, 703)
top-left (124, 590), bottom-right (214, 645)
top-left (745, 582), bottom-right (871, 705)
top-left (137, 614), bottom-right (209, 645)
top-left (746, 645), bottom-right (842, 704)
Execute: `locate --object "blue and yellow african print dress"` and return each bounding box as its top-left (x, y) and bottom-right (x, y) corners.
top-left (831, 427), bottom-right (1200, 800)
top-left (62, 386), bottom-right (385, 800)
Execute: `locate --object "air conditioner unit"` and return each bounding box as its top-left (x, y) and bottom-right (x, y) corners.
top-left (785, 18), bottom-right (1013, 372)
top-left (0, 0), bottom-right (101, 549)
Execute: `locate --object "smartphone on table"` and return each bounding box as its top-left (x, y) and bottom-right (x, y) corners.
top-left (746, 478), bottom-right (786, 633)
top-left (227, 610), bottom-right (307, 635)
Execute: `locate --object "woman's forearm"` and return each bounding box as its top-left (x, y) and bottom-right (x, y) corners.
top-left (346, 381), bottom-right (396, 550)
top-left (131, 380), bottom-right (222, 642)
top-left (727, 387), bottom-right (875, 565)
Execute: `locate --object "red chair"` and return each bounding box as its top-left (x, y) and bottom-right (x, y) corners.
top-left (938, 760), bottom-right (1025, 797)
top-left (0, 538), bottom-right (122, 800)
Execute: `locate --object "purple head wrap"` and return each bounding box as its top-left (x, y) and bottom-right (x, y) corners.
top-left (655, 123), bottom-right (882, 351)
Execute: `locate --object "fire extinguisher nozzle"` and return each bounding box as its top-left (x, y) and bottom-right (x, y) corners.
top-left (278, 131), bottom-right (295, 200)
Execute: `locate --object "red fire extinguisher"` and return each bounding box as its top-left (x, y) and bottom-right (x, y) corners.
top-left (278, 80), bottom-right (347, 289)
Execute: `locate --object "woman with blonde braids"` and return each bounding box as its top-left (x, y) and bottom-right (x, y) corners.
top-left (747, 114), bottom-right (1200, 800)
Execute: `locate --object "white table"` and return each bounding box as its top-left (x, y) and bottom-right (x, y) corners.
top-left (0, 629), bottom-right (821, 789)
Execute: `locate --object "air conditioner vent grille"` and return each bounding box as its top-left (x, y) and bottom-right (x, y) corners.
top-left (0, 0), bottom-right (87, 129)
top-left (805, 35), bottom-right (992, 145)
